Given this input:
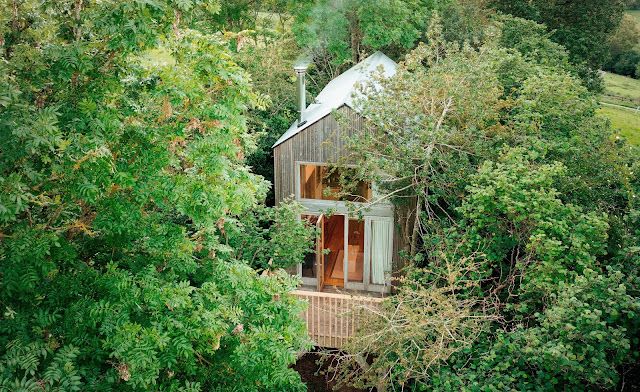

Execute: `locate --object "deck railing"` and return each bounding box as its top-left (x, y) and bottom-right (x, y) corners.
top-left (291, 290), bottom-right (384, 348)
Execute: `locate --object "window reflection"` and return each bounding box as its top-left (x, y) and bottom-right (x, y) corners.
top-left (300, 164), bottom-right (371, 202)
top-left (347, 219), bottom-right (364, 283)
top-left (301, 214), bottom-right (318, 278)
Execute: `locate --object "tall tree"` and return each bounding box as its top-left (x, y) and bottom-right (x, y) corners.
top-left (605, 14), bottom-right (640, 77)
top-left (294, 0), bottom-right (431, 68)
top-left (326, 17), bottom-right (640, 391)
top-left (295, 0), bottom-right (490, 69)
top-left (492, 0), bottom-right (627, 88)
top-left (0, 1), bottom-right (312, 390)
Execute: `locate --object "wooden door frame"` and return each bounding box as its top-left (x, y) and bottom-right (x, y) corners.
top-left (297, 211), bottom-right (393, 294)
top-left (316, 214), bottom-right (325, 292)
top-left (323, 214), bottom-right (345, 288)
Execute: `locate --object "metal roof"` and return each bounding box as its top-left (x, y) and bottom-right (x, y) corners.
top-left (272, 51), bottom-right (397, 148)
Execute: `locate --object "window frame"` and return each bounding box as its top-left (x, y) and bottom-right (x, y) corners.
top-left (295, 161), bottom-right (394, 293)
top-left (296, 212), bottom-right (393, 294)
top-left (295, 161), bottom-right (391, 211)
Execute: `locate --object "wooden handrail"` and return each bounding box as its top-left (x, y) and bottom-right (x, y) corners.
top-left (291, 289), bottom-right (383, 301)
top-left (291, 289), bottom-right (383, 348)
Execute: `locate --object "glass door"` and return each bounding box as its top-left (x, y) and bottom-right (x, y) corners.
top-left (300, 214), bottom-right (393, 292)
top-left (323, 214), bottom-right (345, 287)
top-left (347, 219), bottom-right (365, 283)
top-left (341, 216), bottom-right (392, 291)
top-left (301, 214), bottom-right (320, 280)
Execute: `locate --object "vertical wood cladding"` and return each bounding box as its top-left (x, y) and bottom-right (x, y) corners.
top-left (273, 105), bottom-right (410, 273)
top-left (273, 105), bottom-right (362, 205)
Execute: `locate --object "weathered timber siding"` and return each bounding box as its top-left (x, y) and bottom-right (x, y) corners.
top-left (274, 105), bottom-right (362, 205)
top-left (273, 105), bottom-right (412, 276)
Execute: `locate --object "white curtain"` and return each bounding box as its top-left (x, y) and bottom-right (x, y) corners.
top-left (370, 219), bottom-right (392, 285)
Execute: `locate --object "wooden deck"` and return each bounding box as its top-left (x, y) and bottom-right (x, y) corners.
top-left (292, 289), bottom-right (383, 348)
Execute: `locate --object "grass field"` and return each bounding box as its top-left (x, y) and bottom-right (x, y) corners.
top-left (628, 10), bottom-right (640, 24)
top-left (601, 72), bottom-right (640, 108)
top-left (598, 71), bottom-right (640, 145)
top-left (598, 105), bottom-right (640, 145)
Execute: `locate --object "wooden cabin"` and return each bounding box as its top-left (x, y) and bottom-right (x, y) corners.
top-left (273, 52), bottom-right (401, 347)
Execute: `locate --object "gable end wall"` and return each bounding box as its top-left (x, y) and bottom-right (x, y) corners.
top-left (273, 105), bottom-right (363, 205)
top-left (273, 105), bottom-right (409, 273)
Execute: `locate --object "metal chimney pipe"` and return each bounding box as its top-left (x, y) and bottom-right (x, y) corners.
top-left (294, 64), bottom-right (308, 127)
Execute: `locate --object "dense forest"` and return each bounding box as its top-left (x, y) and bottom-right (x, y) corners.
top-left (0, 1), bottom-right (638, 391)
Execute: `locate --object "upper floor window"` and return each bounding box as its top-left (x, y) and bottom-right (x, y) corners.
top-left (299, 164), bottom-right (372, 202)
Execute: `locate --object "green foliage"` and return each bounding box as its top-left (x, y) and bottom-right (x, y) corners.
top-left (227, 201), bottom-right (315, 271)
top-left (346, 15), bottom-right (629, 217)
top-left (458, 149), bottom-right (610, 306)
top-left (292, 0), bottom-right (489, 77)
top-left (436, 270), bottom-right (640, 391)
top-left (604, 12), bottom-right (640, 79)
top-left (344, 20), bottom-right (504, 218)
top-left (492, 0), bottom-right (627, 89)
top-left (495, 15), bottom-right (569, 70)
top-left (338, 146), bottom-right (639, 391)
top-left (293, 0), bottom-right (431, 67)
top-left (331, 18), bottom-right (640, 391)
top-left (606, 14), bottom-right (640, 74)
top-left (613, 50), bottom-right (640, 77)
top-left (235, 33), bottom-right (301, 205)
top-left (431, 268), bottom-right (639, 391)
top-left (212, 0), bottom-right (312, 32)
top-left (438, 0), bottom-right (491, 44)
top-left (0, 343), bottom-right (82, 392)
top-left (509, 71), bottom-right (629, 210)
top-left (0, 1), bottom-right (311, 390)
top-left (331, 147), bottom-right (638, 390)
top-left (328, 258), bottom-right (498, 390)
top-left (515, 269), bottom-right (637, 388)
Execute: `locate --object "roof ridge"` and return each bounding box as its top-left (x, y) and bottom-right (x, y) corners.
top-left (272, 51), bottom-right (397, 148)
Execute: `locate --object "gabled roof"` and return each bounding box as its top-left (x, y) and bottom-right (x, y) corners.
top-left (272, 51), bottom-right (397, 148)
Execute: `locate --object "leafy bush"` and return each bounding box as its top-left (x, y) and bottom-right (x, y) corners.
top-left (613, 49), bottom-right (640, 77)
top-left (605, 14), bottom-right (640, 78)
top-left (328, 17), bottom-right (640, 391)
top-left (0, 1), bottom-right (311, 390)
top-left (492, 0), bottom-right (627, 89)
top-left (227, 201), bottom-right (315, 271)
